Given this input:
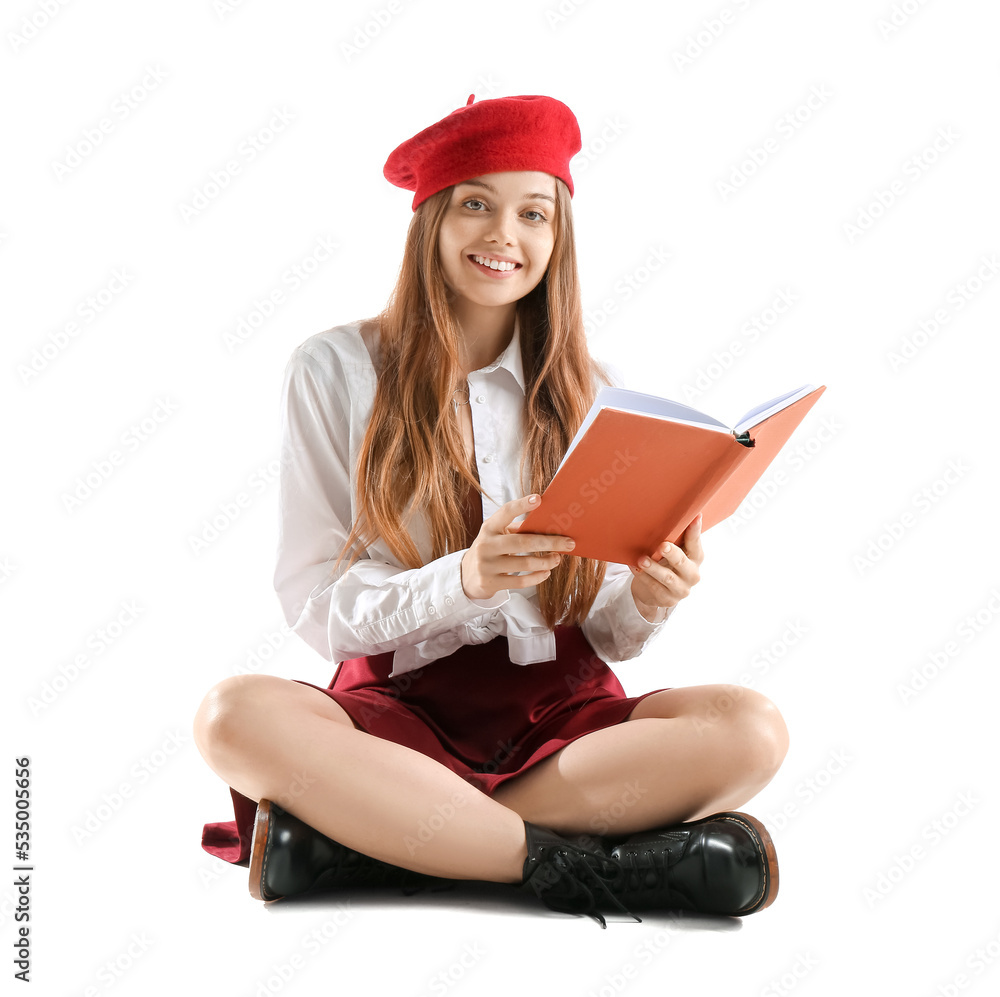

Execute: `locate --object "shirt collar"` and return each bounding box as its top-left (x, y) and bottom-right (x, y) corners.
top-left (473, 312), bottom-right (526, 394)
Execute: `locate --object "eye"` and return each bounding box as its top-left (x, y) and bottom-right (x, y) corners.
top-left (459, 198), bottom-right (548, 223)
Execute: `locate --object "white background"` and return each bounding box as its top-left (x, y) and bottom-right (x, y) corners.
top-left (4, 0), bottom-right (999, 994)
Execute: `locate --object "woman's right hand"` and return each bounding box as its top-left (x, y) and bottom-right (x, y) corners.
top-left (460, 494), bottom-right (576, 601)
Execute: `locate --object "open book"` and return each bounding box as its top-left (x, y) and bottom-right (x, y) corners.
top-left (513, 383), bottom-right (827, 564)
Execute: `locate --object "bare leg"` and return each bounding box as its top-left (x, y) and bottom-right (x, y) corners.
top-left (193, 675), bottom-right (527, 883)
top-left (491, 685), bottom-right (789, 836)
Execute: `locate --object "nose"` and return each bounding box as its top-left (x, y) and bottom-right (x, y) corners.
top-left (484, 207), bottom-right (517, 245)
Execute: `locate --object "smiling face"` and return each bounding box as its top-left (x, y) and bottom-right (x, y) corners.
top-left (436, 171), bottom-right (558, 316)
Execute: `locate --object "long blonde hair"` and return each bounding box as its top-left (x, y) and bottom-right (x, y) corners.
top-left (335, 178), bottom-right (612, 628)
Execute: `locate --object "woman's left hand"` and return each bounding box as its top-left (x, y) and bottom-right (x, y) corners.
top-left (628, 514), bottom-right (704, 623)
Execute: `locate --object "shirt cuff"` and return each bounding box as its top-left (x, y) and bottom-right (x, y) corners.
top-left (581, 568), bottom-right (674, 663)
top-left (618, 575), bottom-right (675, 634)
top-left (401, 548), bottom-right (509, 631)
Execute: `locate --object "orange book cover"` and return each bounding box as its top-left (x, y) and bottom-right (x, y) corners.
top-left (513, 384), bottom-right (827, 564)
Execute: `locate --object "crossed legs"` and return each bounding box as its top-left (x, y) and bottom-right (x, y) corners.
top-left (194, 675), bottom-right (529, 884)
top-left (490, 684), bottom-right (789, 836)
top-left (193, 676), bottom-right (787, 886)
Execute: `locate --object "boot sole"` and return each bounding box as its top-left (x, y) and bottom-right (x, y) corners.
top-left (708, 811), bottom-right (779, 915)
top-left (248, 798), bottom-right (279, 902)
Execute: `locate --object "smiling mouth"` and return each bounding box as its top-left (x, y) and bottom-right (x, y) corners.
top-left (468, 254), bottom-right (522, 272)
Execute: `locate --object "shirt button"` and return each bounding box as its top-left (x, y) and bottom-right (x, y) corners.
top-left (476, 394), bottom-right (486, 404)
top-left (427, 605), bottom-right (436, 615)
top-left (444, 596), bottom-right (454, 607)
top-left (482, 454), bottom-right (493, 463)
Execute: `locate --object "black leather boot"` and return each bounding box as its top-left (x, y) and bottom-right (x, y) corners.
top-left (249, 799), bottom-right (451, 902)
top-left (520, 821), bottom-right (641, 928)
top-left (606, 810), bottom-right (779, 916)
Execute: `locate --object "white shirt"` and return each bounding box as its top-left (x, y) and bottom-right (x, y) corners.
top-left (273, 315), bottom-right (672, 678)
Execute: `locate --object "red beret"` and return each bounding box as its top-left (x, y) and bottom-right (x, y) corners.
top-left (383, 93), bottom-right (582, 211)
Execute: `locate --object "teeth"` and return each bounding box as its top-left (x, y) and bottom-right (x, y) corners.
top-left (473, 255), bottom-right (517, 271)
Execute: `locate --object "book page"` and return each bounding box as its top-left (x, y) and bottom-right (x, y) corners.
top-left (734, 384), bottom-right (816, 435)
top-left (560, 386), bottom-right (730, 468)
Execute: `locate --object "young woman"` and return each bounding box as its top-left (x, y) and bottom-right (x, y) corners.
top-left (195, 94), bottom-right (788, 927)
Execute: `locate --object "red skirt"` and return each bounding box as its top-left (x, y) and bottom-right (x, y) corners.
top-left (200, 624), bottom-right (669, 865)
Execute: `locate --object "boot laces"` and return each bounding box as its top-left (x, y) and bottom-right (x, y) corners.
top-left (615, 847), bottom-right (670, 896)
top-left (529, 843), bottom-right (641, 928)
